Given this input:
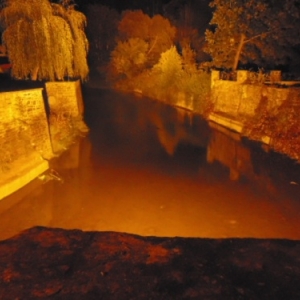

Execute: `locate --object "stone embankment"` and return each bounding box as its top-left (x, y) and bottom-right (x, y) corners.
top-left (208, 70), bottom-right (300, 162)
top-left (129, 69), bottom-right (300, 162)
top-left (0, 80), bottom-right (88, 200)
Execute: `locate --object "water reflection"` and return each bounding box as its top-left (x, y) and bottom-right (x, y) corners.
top-left (207, 122), bottom-right (254, 181)
top-left (0, 88), bottom-right (299, 241)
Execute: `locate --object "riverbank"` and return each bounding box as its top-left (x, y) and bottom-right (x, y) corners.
top-left (91, 71), bottom-right (300, 163)
top-left (209, 70), bottom-right (300, 162)
top-left (0, 77), bottom-right (88, 201)
top-left (1, 88), bottom-right (300, 299)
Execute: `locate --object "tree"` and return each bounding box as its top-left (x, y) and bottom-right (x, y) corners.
top-left (118, 10), bottom-right (151, 40)
top-left (182, 44), bottom-right (197, 73)
top-left (163, 0), bottom-right (212, 63)
top-left (148, 14), bottom-right (176, 64)
top-left (204, 0), bottom-right (300, 70)
top-left (152, 46), bottom-right (183, 88)
top-left (0, 0), bottom-right (89, 81)
top-left (110, 38), bottom-right (149, 78)
top-left (117, 10), bottom-right (176, 67)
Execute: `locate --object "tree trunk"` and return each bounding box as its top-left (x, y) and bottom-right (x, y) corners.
top-left (233, 34), bottom-right (245, 70)
top-left (31, 66), bottom-right (39, 81)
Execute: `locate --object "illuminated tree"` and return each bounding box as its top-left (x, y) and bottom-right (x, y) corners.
top-left (152, 46), bottom-right (183, 88)
top-left (111, 38), bottom-right (148, 79)
top-left (205, 0), bottom-right (300, 70)
top-left (149, 14), bottom-right (177, 64)
top-left (0, 0), bottom-right (89, 81)
top-left (117, 10), bottom-right (176, 67)
top-left (182, 44), bottom-right (197, 73)
top-left (118, 10), bottom-right (151, 40)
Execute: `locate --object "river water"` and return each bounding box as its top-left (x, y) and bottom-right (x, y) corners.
top-left (0, 88), bottom-right (300, 241)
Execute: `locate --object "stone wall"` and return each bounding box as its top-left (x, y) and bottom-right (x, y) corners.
top-left (45, 80), bottom-right (87, 153)
top-left (0, 80), bottom-right (87, 200)
top-left (210, 70), bottom-right (298, 120)
top-left (208, 70), bottom-right (300, 161)
top-left (0, 88), bottom-right (52, 200)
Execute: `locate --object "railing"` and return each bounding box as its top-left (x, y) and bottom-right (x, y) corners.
top-left (212, 70), bottom-right (300, 87)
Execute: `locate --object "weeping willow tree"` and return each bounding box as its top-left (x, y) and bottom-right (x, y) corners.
top-left (0, 0), bottom-right (89, 81)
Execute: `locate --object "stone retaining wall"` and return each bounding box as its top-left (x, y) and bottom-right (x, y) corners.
top-left (208, 70), bottom-right (300, 161)
top-left (45, 80), bottom-right (87, 153)
top-left (210, 70), bottom-right (299, 120)
top-left (0, 80), bottom-right (87, 200)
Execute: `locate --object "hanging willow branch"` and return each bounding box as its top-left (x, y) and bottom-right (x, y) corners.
top-left (0, 0), bottom-right (89, 81)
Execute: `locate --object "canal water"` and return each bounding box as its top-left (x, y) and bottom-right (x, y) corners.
top-left (0, 88), bottom-right (300, 241)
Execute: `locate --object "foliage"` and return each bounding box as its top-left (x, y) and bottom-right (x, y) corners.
top-left (0, 0), bottom-right (89, 81)
top-left (111, 38), bottom-right (148, 79)
top-left (109, 9), bottom-right (211, 114)
top-left (204, 0), bottom-right (300, 70)
top-left (181, 45), bottom-right (197, 73)
top-left (247, 70), bottom-right (270, 84)
top-left (243, 91), bottom-right (300, 161)
top-left (152, 46), bottom-right (183, 89)
top-left (180, 70), bottom-right (210, 98)
top-left (135, 46), bottom-right (211, 114)
top-left (85, 4), bottom-right (119, 72)
top-left (118, 10), bottom-right (151, 40)
top-left (115, 10), bottom-right (176, 68)
top-left (163, 0), bottom-right (212, 63)
top-left (149, 14), bottom-right (176, 64)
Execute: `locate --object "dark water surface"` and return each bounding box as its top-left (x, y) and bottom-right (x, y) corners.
top-left (1, 88), bottom-right (300, 240)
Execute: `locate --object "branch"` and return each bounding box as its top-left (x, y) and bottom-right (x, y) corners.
top-left (147, 36), bottom-right (158, 55)
top-left (244, 30), bottom-right (274, 44)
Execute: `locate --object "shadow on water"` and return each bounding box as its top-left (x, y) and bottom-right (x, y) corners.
top-left (0, 87), bottom-right (300, 240)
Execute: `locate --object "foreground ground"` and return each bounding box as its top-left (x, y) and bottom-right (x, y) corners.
top-left (0, 227), bottom-right (299, 299)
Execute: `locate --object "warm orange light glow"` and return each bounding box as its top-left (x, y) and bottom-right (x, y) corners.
top-left (1, 92), bottom-right (300, 242)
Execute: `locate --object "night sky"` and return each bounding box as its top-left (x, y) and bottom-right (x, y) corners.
top-left (75, 0), bottom-right (204, 14)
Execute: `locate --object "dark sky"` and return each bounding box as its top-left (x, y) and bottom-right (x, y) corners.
top-left (75, 0), bottom-right (172, 13)
top-left (74, 0), bottom-right (212, 22)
